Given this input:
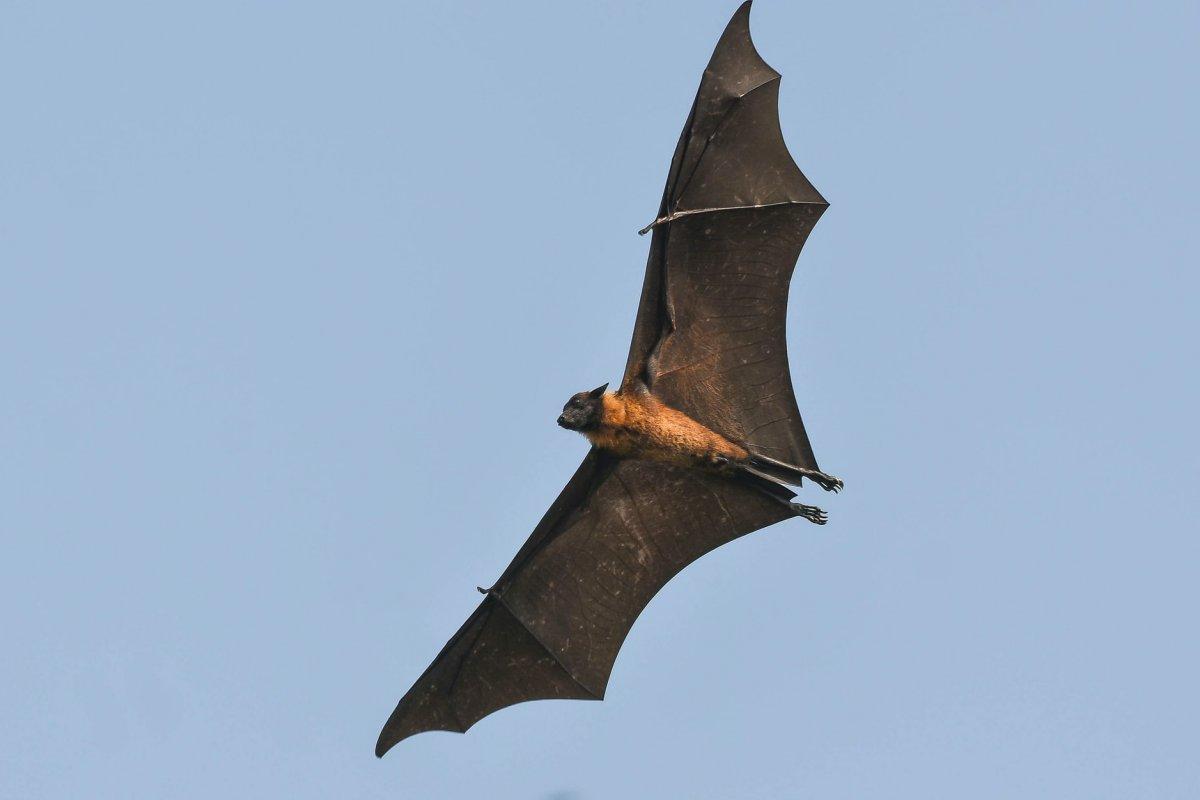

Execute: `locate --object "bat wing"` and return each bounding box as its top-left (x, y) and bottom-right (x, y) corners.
top-left (375, 449), bottom-right (796, 755)
top-left (624, 0), bottom-right (828, 470)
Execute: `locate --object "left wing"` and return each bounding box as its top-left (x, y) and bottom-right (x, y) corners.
top-left (375, 451), bottom-right (798, 756)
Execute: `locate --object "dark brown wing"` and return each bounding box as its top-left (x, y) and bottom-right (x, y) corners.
top-left (375, 451), bottom-right (797, 756)
top-left (623, 0), bottom-right (828, 470)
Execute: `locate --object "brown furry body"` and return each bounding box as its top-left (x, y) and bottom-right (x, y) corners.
top-left (584, 391), bottom-right (748, 470)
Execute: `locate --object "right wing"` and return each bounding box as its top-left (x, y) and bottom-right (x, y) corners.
top-left (623, 1), bottom-right (828, 471)
top-left (375, 450), bottom-right (798, 756)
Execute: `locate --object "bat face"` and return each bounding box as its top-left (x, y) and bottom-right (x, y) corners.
top-left (556, 383), bottom-right (608, 431)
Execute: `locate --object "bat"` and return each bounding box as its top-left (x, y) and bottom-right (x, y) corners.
top-left (376, 0), bottom-right (840, 757)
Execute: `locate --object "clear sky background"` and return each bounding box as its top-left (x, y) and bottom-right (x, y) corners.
top-left (3, 1), bottom-right (1197, 798)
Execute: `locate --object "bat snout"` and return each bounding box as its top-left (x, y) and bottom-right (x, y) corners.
top-left (557, 410), bottom-right (588, 430)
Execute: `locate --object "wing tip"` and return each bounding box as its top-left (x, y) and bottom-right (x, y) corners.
top-left (375, 710), bottom-right (465, 758)
top-left (715, 0), bottom-right (778, 83)
top-left (375, 731), bottom-right (457, 759)
top-left (375, 690), bottom-right (608, 758)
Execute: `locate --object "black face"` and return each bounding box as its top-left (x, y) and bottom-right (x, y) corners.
top-left (557, 383), bottom-right (608, 431)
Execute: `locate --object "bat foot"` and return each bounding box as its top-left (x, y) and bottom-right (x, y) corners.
top-left (789, 502), bottom-right (827, 525)
top-left (812, 472), bottom-right (843, 493)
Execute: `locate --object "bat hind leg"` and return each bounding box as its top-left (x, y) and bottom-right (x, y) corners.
top-left (788, 502), bottom-right (828, 525)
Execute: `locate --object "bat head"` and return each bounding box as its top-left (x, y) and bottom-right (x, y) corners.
top-left (557, 383), bottom-right (608, 431)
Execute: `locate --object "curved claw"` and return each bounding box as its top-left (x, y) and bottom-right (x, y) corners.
top-left (815, 473), bottom-right (843, 494)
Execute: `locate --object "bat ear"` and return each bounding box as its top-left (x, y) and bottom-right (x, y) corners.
top-left (589, 383), bottom-right (609, 399)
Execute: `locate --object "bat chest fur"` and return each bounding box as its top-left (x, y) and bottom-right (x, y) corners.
top-left (584, 392), bottom-right (748, 470)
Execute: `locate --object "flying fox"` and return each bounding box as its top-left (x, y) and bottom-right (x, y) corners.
top-left (558, 381), bottom-right (840, 525)
top-left (376, 1), bottom-right (842, 757)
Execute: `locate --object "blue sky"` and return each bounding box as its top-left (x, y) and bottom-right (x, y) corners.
top-left (2, 1), bottom-right (1197, 797)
